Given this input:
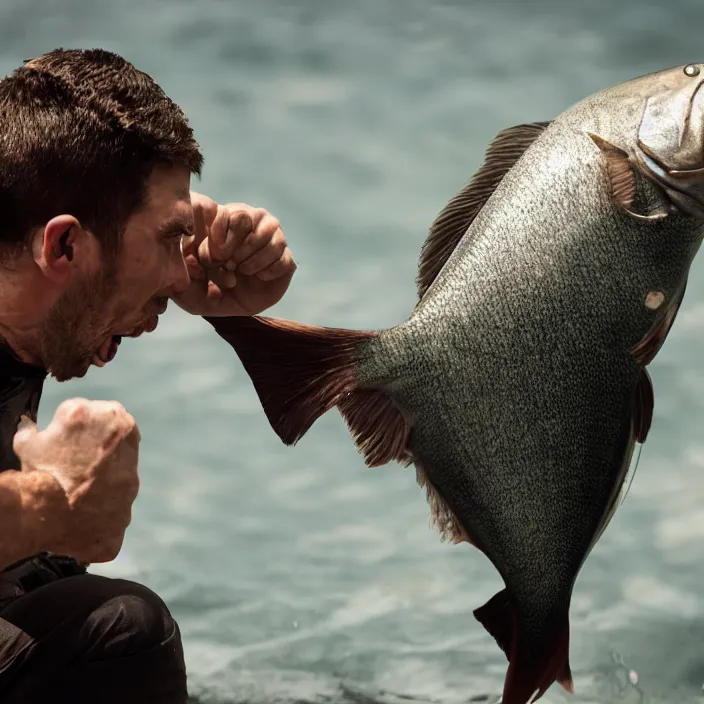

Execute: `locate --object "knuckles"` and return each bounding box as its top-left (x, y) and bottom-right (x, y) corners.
top-left (56, 398), bottom-right (134, 433)
top-left (55, 397), bottom-right (91, 426)
top-left (262, 216), bottom-right (281, 234)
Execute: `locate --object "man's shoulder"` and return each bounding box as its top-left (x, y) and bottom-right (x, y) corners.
top-left (0, 344), bottom-right (47, 472)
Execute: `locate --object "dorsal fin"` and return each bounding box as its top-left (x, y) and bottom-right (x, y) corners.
top-left (416, 121), bottom-right (551, 300)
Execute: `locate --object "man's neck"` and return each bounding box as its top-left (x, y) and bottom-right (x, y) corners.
top-left (0, 267), bottom-right (48, 369)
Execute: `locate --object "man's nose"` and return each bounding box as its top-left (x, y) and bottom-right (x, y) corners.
top-left (167, 248), bottom-right (191, 296)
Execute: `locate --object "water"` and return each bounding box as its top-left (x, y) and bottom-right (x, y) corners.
top-left (2, 1), bottom-right (704, 701)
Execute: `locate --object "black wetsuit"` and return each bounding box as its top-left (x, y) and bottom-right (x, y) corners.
top-left (0, 344), bottom-right (188, 703)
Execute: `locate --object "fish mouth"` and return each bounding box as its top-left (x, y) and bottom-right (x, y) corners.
top-left (633, 141), bottom-right (704, 218)
top-left (633, 79), bottom-right (704, 217)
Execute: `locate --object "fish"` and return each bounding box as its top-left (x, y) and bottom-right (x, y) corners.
top-left (204, 63), bottom-right (704, 704)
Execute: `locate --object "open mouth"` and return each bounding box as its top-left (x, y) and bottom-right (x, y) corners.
top-left (92, 335), bottom-right (122, 368)
top-left (632, 140), bottom-right (704, 219)
top-left (91, 312), bottom-right (163, 367)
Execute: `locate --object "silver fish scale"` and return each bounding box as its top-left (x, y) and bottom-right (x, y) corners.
top-left (356, 106), bottom-right (704, 627)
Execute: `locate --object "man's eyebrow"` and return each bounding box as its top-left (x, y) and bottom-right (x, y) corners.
top-left (158, 215), bottom-right (194, 236)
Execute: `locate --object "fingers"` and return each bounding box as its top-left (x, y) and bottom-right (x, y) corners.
top-left (18, 399), bottom-right (139, 471)
top-left (187, 191), bottom-right (219, 261)
top-left (208, 279), bottom-right (228, 300)
top-left (196, 205), bottom-right (259, 294)
top-left (197, 205), bottom-right (291, 277)
top-left (184, 202), bottom-right (296, 315)
top-left (237, 227), bottom-right (287, 275)
top-left (57, 398), bottom-right (136, 447)
top-left (254, 247), bottom-right (296, 281)
top-left (54, 397), bottom-right (92, 426)
top-left (198, 205), bottom-right (255, 268)
top-left (53, 398), bottom-right (125, 429)
top-left (207, 268), bottom-right (237, 293)
top-left (185, 253), bottom-right (207, 281)
top-left (231, 211), bottom-right (282, 268)
top-left (13, 415), bottom-right (39, 459)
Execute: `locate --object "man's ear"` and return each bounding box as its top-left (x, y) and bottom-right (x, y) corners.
top-left (31, 215), bottom-right (93, 284)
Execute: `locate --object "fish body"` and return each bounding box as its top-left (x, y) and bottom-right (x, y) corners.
top-left (207, 64), bottom-right (704, 704)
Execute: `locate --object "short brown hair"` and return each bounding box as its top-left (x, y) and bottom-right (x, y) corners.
top-left (0, 48), bottom-right (203, 261)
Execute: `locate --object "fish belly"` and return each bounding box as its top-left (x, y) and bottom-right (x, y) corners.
top-left (393, 316), bottom-right (636, 599)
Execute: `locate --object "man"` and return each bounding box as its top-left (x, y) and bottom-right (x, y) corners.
top-left (0, 48), bottom-right (297, 702)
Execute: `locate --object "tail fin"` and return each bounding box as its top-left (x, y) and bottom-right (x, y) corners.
top-left (204, 315), bottom-right (413, 467)
top-left (474, 589), bottom-right (573, 704)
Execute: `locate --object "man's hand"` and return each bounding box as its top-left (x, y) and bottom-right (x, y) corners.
top-left (173, 193), bottom-right (297, 317)
top-left (13, 398), bottom-right (141, 564)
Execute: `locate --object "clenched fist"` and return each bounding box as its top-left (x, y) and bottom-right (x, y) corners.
top-left (13, 398), bottom-right (141, 564)
top-left (174, 193), bottom-right (297, 316)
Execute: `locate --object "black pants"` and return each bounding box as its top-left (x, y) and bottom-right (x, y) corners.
top-left (0, 555), bottom-right (188, 703)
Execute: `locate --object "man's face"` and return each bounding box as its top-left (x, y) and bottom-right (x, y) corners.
top-left (41, 165), bottom-right (193, 381)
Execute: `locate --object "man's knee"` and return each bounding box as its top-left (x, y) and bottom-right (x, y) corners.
top-left (78, 577), bottom-right (181, 660)
top-left (0, 573), bottom-right (187, 703)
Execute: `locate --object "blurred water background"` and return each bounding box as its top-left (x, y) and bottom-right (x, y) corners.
top-left (3, 1), bottom-right (704, 701)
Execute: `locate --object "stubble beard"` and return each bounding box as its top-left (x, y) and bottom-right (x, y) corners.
top-left (40, 265), bottom-right (119, 382)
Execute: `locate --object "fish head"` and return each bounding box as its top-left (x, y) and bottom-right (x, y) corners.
top-left (633, 62), bottom-right (704, 217)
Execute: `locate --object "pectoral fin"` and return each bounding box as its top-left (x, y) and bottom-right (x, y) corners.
top-left (587, 132), bottom-right (670, 222)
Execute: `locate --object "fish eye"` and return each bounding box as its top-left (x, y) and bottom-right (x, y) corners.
top-left (684, 64), bottom-right (700, 77)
